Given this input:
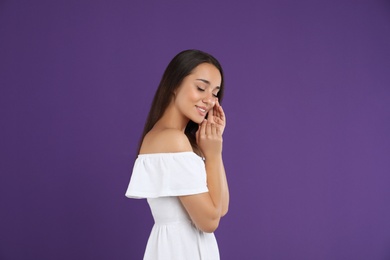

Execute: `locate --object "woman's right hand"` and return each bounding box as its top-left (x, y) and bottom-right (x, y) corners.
top-left (196, 119), bottom-right (223, 158)
top-left (207, 99), bottom-right (226, 135)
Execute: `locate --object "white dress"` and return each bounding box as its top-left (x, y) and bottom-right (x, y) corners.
top-left (125, 152), bottom-right (220, 260)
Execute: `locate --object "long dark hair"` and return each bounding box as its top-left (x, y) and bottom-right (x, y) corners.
top-left (138, 49), bottom-right (225, 154)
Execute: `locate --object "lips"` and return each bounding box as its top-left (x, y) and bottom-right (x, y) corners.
top-left (196, 106), bottom-right (207, 116)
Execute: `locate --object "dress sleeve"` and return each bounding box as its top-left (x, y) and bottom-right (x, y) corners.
top-left (125, 152), bottom-right (208, 199)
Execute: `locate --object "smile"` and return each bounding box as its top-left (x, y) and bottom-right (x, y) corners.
top-left (196, 106), bottom-right (207, 115)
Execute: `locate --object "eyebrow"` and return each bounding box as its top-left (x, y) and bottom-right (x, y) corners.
top-left (196, 79), bottom-right (220, 89)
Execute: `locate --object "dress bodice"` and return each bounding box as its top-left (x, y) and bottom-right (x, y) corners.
top-left (147, 197), bottom-right (192, 225)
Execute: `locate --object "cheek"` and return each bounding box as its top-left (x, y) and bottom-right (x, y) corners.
top-left (176, 86), bottom-right (201, 104)
top-left (188, 89), bottom-right (202, 101)
top-left (176, 90), bottom-right (195, 108)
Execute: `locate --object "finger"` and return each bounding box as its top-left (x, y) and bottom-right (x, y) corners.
top-left (211, 122), bottom-right (217, 136)
top-left (216, 123), bottom-right (221, 136)
top-left (214, 117), bottom-right (222, 125)
top-left (205, 120), bottom-right (212, 136)
top-left (214, 99), bottom-right (220, 117)
top-left (213, 104), bottom-right (219, 120)
top-left (207, 104), bottom-right (214, 120)
top-left (212, 99), bottom-right (219, 117)
top-left (217, 104), bottom-right (225, 123)
top-left (212, 109), bottom-right (224, 126)
top-left (201, 119), bottom-right (208, 136)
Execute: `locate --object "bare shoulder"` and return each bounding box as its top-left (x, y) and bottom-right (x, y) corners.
top-left (140, 128), bottom-right (192, 154)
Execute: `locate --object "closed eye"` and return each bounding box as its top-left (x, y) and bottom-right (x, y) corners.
top-left (197, 85), bottom-right (218, 97)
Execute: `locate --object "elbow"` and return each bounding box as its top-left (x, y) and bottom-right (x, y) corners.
top-left (221, 207), bottom-right (229, 217)
top-left (200, 207), bottom-right (228, 232)
top-left (198, 218), bottom-right (220, 233)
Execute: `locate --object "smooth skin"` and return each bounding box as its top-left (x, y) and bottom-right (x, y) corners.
top-left (139, 63), bottom-right (229, 233)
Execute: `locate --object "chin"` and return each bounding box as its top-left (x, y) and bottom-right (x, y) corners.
top-left (191, 117), bottom-right (205, 124)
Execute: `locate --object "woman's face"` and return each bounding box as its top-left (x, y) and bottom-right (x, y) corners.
top-left (174, 63), bottom-right (222, 124)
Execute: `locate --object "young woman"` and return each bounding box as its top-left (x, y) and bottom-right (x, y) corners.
top-left (126, 49), bottom-right (229, 259)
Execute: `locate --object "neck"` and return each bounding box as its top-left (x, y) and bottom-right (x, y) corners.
top-left (154, 103), bottom-right (188, 131)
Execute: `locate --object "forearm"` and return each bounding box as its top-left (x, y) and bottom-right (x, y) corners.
top-left (220, 161), bottom-right (229, 216)
top-left (204, 154), bottom-right (225, 216)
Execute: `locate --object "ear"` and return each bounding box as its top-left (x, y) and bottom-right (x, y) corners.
top-left (171, 90), bottom-right (177, 101)
top-left (172, 85), bottom-right (181, 99)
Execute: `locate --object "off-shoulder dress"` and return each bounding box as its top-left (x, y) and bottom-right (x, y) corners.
top-left (125, 152), bottom-right (219, 260)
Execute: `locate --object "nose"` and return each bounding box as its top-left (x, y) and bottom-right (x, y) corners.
top-left (202, 94), bottom-right (216, 107)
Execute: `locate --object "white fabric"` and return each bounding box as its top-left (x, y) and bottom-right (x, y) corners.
top-left (126, 152), bottom-right (220, 260)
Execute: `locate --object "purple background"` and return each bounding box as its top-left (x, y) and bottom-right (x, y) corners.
top-left (1, 1), bottom-right (390, 259)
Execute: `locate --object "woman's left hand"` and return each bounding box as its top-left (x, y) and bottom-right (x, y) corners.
top-left (207, 99), bottom-right (226, 135)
